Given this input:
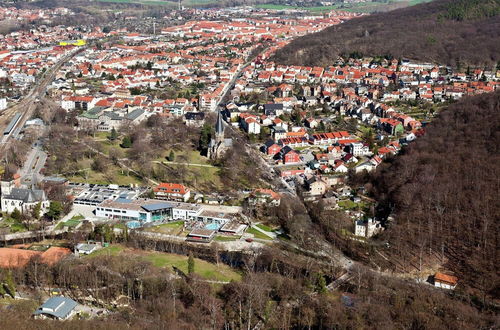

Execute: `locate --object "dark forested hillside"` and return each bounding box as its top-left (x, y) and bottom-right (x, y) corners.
top-left (273, 0), bottom-right (500, 67)
top-left (371, 91), bottom-right (500, 299)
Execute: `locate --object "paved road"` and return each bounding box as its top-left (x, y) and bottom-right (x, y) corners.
top-left (20, 139), bottom-right (47, 185)
top-left (216, 46), bottom-right (268, 111)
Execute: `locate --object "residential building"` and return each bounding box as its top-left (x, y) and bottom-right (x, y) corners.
top-left (434, 273), bottom-right (458, 290)
top-left (153, 183), bottom-right (191, 202)
top-left (279, 146), bottom-right (301, 164)
top-left (74, 243), bottom-right (100, 256)
top-left (262, 140), bottom-right (281, 156)
top-left (354, 218), bottom-right (382, 238)
top-left (248, 188), bottom-right (281, 206)
top-left (0, 184), bottom-right (49, 214)
top-left (33, 296), bottom-right (78, 320)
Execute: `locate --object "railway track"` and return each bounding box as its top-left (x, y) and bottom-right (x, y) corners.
top-left (0, 47), bottom-right (85, 153)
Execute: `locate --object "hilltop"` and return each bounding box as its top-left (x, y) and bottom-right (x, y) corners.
top-left (273, 0), bottom-right (500, 68)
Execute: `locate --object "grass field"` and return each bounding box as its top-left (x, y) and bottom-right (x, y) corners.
top-left (88, 244), bottom-right (241, 282)
top-left (255, 223), bottom-right (274, 232)
top-left (214, 235), bottom-right (241, 242)
top-left (156, 148), bottom-right (223, 193)
top-left (247, 227), bottom-right (273, 240)
top-left (256, 0), bottom-right (433, 13)
top-left (67, 157), bottom-right (143, 186)
top-left (55, 215), bottom-right (84, 230)
top-left (144, 221), bottom-right (185, 235)
top-left (0, 217), bottom-right (27, 233)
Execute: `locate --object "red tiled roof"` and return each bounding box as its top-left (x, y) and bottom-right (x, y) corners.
top-left (435, 272), bottom-right (458, 285)
top-left (154, 183), bottom-right (189, 194)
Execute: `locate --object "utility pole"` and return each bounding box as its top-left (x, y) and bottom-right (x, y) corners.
top-left (178, 0), bottom-right (181, 11)
top-left (153, 21), bottom-right (156, 35)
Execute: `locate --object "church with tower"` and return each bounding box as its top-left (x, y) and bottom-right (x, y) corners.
top-left (207, 111), bottom-right (233, 160)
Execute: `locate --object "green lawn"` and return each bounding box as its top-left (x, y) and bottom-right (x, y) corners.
top-left (87, 244), bottom-right (241, 282)
top-left (67, 161), bottom-right (143, 186)
top-left (55, 214), bottom-right (84, 230)
top-left (0, 217), bottom-right (27, 233)
top-left (144, 221), bottom-right (185, 235)
top-left (214, 235), bottom-right (241, 242)
top-left (87, 245), bottom-right (125, 257)
top-left (257, 0), bottom-right (433, 13)
top-left (247, 227), bottom-right (273, 240)
top-left (255, 223), bottom-right (274, 232)
top-left (143, 252), bottom-right (241, 282)
top-left (338, 200), bottom-right (366, 210)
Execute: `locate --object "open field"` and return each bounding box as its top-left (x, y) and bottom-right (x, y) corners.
top-left (96, 0), bottom-right (216, 7)
top-left (256, 0), bottom-right (433, 13)
top-left (0, 216), bottom-right (27, 233)
top-left (255, 223), bottom-right (275, 232)
top-left (88, 244), bottom-right (242, 282)
top-left (246, 227), bottom-right (273, 240)
top-left (92, 0), bottom-right (432, 11)
top-left (143, 221), bottom-right (186, 235)
top-left (55, 214), bottom-right (84, 230)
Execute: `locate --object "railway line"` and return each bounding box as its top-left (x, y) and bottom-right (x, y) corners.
top-left (0, 47), bottom-right (85, 153)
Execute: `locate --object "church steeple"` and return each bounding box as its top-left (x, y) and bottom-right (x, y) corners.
top-left (215, 110), bottom-right (224, 142)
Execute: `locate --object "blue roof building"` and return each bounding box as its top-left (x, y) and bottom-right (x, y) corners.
top-left (33, 296), bottom-right (78, 320)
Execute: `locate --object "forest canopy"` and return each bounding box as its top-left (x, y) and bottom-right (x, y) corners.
top-left (370, 91), bottom-right (500, 299)
top-left (273, 0), bottom-right (500, 68)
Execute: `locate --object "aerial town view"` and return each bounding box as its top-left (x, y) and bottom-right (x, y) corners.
top-left (0, 0), bottom-right (498, 328)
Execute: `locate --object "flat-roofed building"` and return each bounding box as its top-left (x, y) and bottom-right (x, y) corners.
top-left (171, 202), bottom-right (203, 220)
top-left (186, 228), bottom-right (216, 243)
top-left (95, 198), bottom-right (172, 223)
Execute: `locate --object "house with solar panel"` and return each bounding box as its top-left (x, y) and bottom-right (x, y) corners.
top-left (33, 296), bottom-right (78, 320)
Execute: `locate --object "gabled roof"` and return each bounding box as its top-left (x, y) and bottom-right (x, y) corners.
top-left (435, 272), bottom-right (458, 285)
top-left (33, 296), bottom-right (78, 319)
top-left (3, 188), bottom-right (46, 203)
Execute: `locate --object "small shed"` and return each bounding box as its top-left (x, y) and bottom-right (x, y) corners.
top-left (434, 272), bottom-right (458, 290)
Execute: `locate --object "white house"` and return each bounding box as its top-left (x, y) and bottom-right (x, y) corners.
top-left (33, 296), bottom-right (78, 320)
top-left (0, 98), bottom-right (7, 111)
top-left (355, 161), bottom-right (375, 173)
top-left (153, 183), bottom-right (191, 202)
top-left (245, 118), bottom-right (261, 135)
top-left (434, 273), bottom-right (458, 290)
top-left (0, 182), bottom-right (49, 214)
top-left (75, 243), bottom-right (99, 255)
top-left (354, 218), bottom-right (382, 238)
top-left (350, 142), bottom-right (371, 157)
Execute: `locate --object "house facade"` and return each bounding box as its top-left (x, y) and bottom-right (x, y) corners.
top-left (153, 183), bottom-right (191, 202)
top-left (0, 182), bottom-right (49, 214)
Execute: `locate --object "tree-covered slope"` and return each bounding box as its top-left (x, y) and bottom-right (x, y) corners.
top-left (273, 0), bottom-right (500, 67)
top-left (371, 91), bottom-right (500, 298)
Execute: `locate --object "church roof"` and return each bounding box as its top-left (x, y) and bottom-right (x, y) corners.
top-left (3, 188), bottom-right (46, 203)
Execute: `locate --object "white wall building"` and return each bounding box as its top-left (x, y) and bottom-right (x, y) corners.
top-left (0, 181), bottom-right (49, 214)
top-left (354, 218), bottom-right (382, 238)
top-left (0, 98), bottom-right (7, 111)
